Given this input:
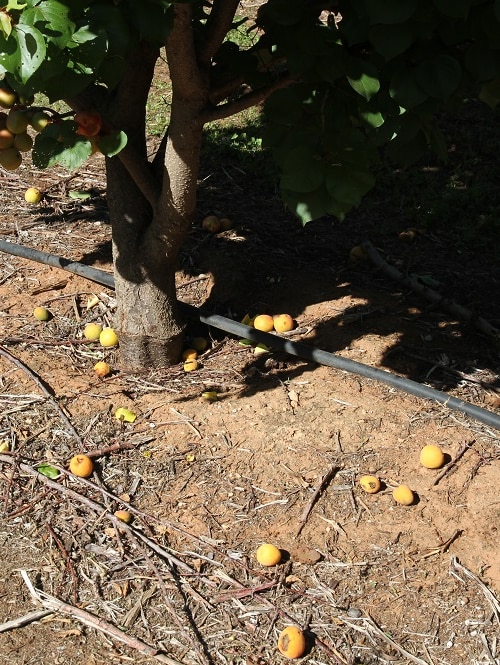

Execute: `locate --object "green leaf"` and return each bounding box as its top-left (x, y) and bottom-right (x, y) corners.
top-left (282, 184), bottom-right (338, 223)
top-left (4, 0), bottom-right (26, 10)
top-left (479, 77), bottom-right (500, 108)
top-left (369, 24), bottom-right (414, 59)
top-left (280, 145), bottom-right (325, 193)
top-left (347, 71), bottom-right (380, 101)
top-left (96, 130), bottom-right (127, 157)
top-left (415, 55), bottom-right (462, 99)
top-left (37, 463), bottom-right (60, 479)
top-left (365, 0), bottom-right (417, 24)
top-left (433, 0), bottom-right (471, 19)
top-left (68, 190), bottom-right (91, 200)
top-left (325, 165), bottom-right (375, 206)
top-left (390, 69), bottom-right (428, 108)
top-left (11, 23), bottom-right (47, 82)
top-left (33, 120), bottom-right (92, 170)
top-left (20, 2), bottom-right (75, 50)
top-left (0, 11), bottom-right (13, 38)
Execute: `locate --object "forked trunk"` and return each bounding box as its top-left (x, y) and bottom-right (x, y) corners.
top-left (104, 39), bottom-right (206, 370)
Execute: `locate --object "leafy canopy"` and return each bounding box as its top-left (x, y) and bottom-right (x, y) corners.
top-left (1, 0), bottom-right (500, 222)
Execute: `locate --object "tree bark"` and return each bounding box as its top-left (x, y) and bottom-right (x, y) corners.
top-left (104, 43), bottom-right (189, 369)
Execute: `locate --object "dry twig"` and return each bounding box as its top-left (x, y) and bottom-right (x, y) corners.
top-left (0, 345), bottom-right (83, 446)
top-left (296, 464), bottom-right (339, 536)
top-left (432, 440), bottom-right (475, 486)
top-left (361, 240), bottom-right (500, 338)
top-left (20, 570), bottom-right (186, 665)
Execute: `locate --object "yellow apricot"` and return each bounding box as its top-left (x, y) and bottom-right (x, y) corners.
top-left (255, 543), bottom-right (282, 566)
top-left (33, 306), bottom-right (51, 321)
top-left (99, 327), bottom-right (118, 347)
top-left (69, 454), bottom-right (94, 478)
top-left (273, 313), bottom-right (294, 333)
top-left (392, 484), bottom-right (415, 506)
top-left (93, 361), bottom-right (111, 378)
top-left (359, 475), bottom-right (381, 494)
top-left (84, 322), bottom-right (103, 340)
top-left (419, 444), bottom-right (445, 469)
top-left (253, 314), bottom-right (274, 332)
top-left (277, 625), bottom-right (307, 659)
top-left (24, 187), bottom-right (42, 204)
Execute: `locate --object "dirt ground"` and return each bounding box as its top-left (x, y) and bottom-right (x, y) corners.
top-left (1, 114), bottom-right (500, 665)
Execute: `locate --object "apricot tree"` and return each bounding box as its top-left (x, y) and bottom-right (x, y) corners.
top-left (1, 0), bottom-right (499, 368)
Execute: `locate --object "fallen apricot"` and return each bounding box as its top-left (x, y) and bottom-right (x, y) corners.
top-left (201, 215), bottom-right (220, 233)
top-left (277, 625), bottom-right (307, 659)
top-left (69, 454), bottom-right (94, 478)
top-left (84, 322), bottom-right (103, 340)
top-left (33, 306), bottom-right (51, 321)
top-left (349, 245), bottom-right (367, 262)
top-left (182, 348), bottom-right (198, 361)
top-left (184, 358), bottom-right (198, 372)
top-left (114, 510), bottom-right (133, 523)
top-left (99, 327), bottom-right (118, 347)
top-left (392, 484), bottom-right (414, 506)
top-left (218, 217), bottom-right (232, 231)
top-left (24, 187), bottom-right (41, 204)
top-left (192, 337), bottom-right (208, 352)
top-left (253, 314), bottom-right (274, 332)
top-left (419, 444), bottom-right (445, 469)
top-left (273, 313), bottom-right (294, 333)
top-left (256, 543), bottom-right (282, 566)
top-left (93, 361), bottom-right (111, 378)
top-left (359, 475), bottom-right (381, 494)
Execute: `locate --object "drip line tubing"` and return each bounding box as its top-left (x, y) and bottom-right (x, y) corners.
top-left (1, 238), bottom-right (500, 432)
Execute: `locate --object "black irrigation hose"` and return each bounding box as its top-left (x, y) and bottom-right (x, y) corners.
top-left (2, 238), bottom-right (500, 432)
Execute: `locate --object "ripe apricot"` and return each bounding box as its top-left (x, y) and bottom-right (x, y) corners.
top-left (253, 314), bottom-right (274, 332)
top-left (219, 217), bottom-right (232, 231)
top-left (277, 625), bottom-right (307, 659)
top-left (359, 475), bottom-right (381, 494)
top-left (273, 313), bottom-right (294, 333)
top-left (33, 306), bottom-right (51, 321)
top-left (99, 327), bottom-right (118, 347)
top-left (6, 108), bottom-right (29, 134)
top-left (184, 358), bottom-right (198, 372)
top-left (24, 187), bottom-right (42, 204)
top-left (256, 543), bottom-right (282, 566)
top-left (349, 245), bottom-right (367, 262)
top-left (392, 484), bottom-right (414, 506)
top-left (0, 146), bottom-right (22, 170)
top-left (182, 348), bottom-right (198, 361)
top-left (192, 337), bottom-right (208, 352)
top-left (201, 215), bottom-right (220, 233)
top-left (0, 127), bottom-right (15, 149)
top-left (74, 110), bottom-right (102, 137)
top-left (93, 361), bottom-right (111, 378)
top-left (84, 322), bottom-right (103, 340)
top-left (0, 82), bottom-right (18, 109)
top-left (419, 444), bottom-right (445, 469)
top-left (69, 454), bottom-right (94, 478)
top-left (114, 510), bottom-right (133, 523)
top-left (30, 111), bottom-right (51, 132)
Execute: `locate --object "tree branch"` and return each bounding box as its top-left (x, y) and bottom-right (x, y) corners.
top-left (116, 146), bottom-right (161, 209)
top-left (200, 73), bottom-right (297, 124)
top-left (197, 0), bottom-right (241, 67)
top-left (166, 3), bottom-right (205, 99)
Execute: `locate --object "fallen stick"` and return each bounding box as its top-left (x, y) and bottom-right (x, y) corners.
top-left (0, 454), bottom-right (198, 575)
top-left (0, 609), bottom-right (53, 633)
top-left (296, 465), bottom-right (339, 536)
top-left (20, 571), bottom-right (186, 665)
top-left (450, 556), bottom-right (500, 627)
top-left (431, 440), bottom-right (475, 486)
top-left (0, 345), bottom-right (83, 446)
top-left (361, 240), bottom-right (500, 338)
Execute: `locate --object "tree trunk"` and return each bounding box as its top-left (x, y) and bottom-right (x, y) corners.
top-left (104, 35), bottom-right (207, 370)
